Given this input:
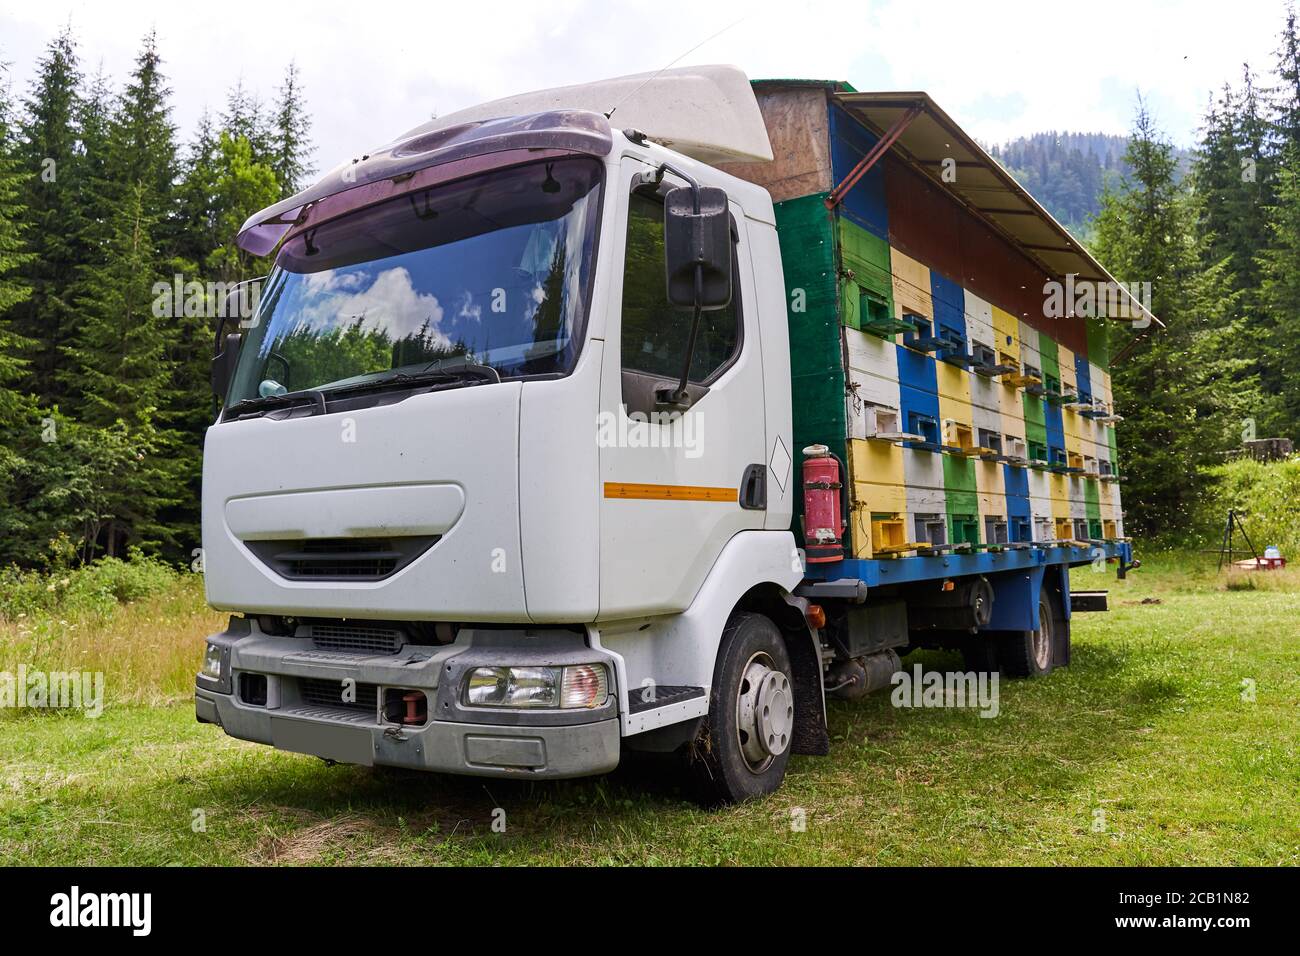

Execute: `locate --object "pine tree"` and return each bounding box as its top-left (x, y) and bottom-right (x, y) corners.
top-left (1262, 6), bottom-right (1300, 438)
top-left (270, 62), bottom-right (313, 197)
top-left (1228, 66), bottom-right (1275, 318)
top-left (174, 109), bottom-right (221, 267)
top-left (221, 79), bottom-right (273, 166)
top-left (63, 183), bottom-right (178, 554)
top-left (68, 184), bottom-right (169, 425)
top-left (13, 27), bottom-right (84, 406)
top-left (108, 32), bottom-right (176, 201)
top-left (1092, 101), bottom-right (1205, 538)
top-left (0, 68), bottom-right (37, 550)
top-left (0, 68), bottom-right (34, 357)
top-left (1191, 86), bottom-right (1241, 275)
top-left (1261, 144), bottom-right (1300, 431)
top-left (0, 70), bottom-right (91, 566)
top-left (204, 130), bottom-right (279, 285)
top-left (1274, 4), bottom-right (1300, 151)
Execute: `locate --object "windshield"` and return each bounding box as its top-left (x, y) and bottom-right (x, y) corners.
top-left (225, 158), bottom-right (604, 408)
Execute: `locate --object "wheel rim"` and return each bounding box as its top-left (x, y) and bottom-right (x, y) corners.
top-left (735, 652), bottom-right (793, 773)
top-left (1031, 602), bottom-right (1052, 670)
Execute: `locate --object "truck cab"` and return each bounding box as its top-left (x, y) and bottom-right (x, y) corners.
top-left (198, 73), bottom-right (818, 803)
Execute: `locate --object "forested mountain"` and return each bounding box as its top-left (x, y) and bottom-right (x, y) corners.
top-left (990, 132), bottom-right (1191, 236)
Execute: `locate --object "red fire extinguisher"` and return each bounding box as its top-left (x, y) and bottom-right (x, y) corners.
top-left (802, 444), bottom-right (846, 563)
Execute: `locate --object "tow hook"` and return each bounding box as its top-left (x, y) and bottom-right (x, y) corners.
top-left (402, 691), bottom-right (424, 725)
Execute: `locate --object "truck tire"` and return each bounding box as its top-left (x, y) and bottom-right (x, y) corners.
top-left (688, 612), bottom-right (795, 805)
top-left (961, 636), bottom-right (1000, 674)
top-left (999, 589), bottom-right (1055, 677)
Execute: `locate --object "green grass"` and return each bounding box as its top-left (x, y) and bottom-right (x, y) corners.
top-left (1, 553), bottom-right (1297, 865)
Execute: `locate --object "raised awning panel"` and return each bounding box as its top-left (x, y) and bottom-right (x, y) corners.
top-left (831, 91), bottom-right (1160, 329)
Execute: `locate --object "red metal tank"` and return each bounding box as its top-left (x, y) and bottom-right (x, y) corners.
top-left (802, 444), bottom-right (845, 563)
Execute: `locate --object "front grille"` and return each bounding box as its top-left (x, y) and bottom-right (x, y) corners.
top-left (246, 535), bottom-right (438, 581)
top-left (278, 538), bottom-right (399, 578)
top-left (298, 677), bottom-right (378, 714)
top-left (309, 624), bottom-right (404, 655)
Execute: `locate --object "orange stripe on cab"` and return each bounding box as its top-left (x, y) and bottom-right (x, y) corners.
top-left (603, 482), bottom-right (737, 502)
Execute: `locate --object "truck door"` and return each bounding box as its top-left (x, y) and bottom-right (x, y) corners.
top-left (598, 164), bottom-right (768, 618)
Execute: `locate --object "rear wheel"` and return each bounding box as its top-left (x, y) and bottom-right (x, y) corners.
top-left (961, 636), bottom-right (1000, 673)
top-left (688, 612), bottom-right (794, 805)
top-left (999, 590), bottom-right (1055, 677)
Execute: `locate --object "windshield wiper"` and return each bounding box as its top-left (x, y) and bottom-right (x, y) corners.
top-left (224, 388), bottom-right (327, 419)
top-left (223, 360), bottom-right (502, 421)
top-left (322, 361), bottom-right (500, 398)
top-left (418, 357), bottom-right (502, 384)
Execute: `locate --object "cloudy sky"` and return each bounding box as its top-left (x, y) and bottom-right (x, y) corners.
top-left (1, 0), bottom-right (1290, 176)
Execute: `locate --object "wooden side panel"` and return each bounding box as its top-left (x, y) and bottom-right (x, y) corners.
top-left (1085, 478), bottom-right (1102, 529)
top-left (1050, 474), bottom-right (1072, 522)
top-left (891, 247), bottom-right (932, 321)
top-left (1019, 319), bottom-right (1042, 377)
top-left (965, 290), bottom-right (996, 350)
top-left (1058, 343), bottom-right (1077, 396)
top-left (847, 438), bottom-right (906, 558)
top-left (844, 327), bottom-right (901, 437)
top-left (970, 373), bottom-right (1002, 437)
top-left (829, 105), bottom-right (890, 239)
top-left (994, 309), bottom-right (1026, 444)
top-left (1067, 477), bottom-right (1087, 520)
top-left (774, 193), bottom-right (845, 542)
top-left (1023, 390), bottom-right (1047, 457)
top-left (937, 362), bottom-right (973, 439)
top-left (905, 449), bottom-right (948, 543)
top-left (1028, 469), bottom-right (1054, 540)
top-left (717, 87), bottom-right (832, 203)
top-left (1005, 463), bottom-right (1032, 541)
top-left (993, 305), bottom-right (1021, 366)
top-left (943, 453), bottom-right (980, 545)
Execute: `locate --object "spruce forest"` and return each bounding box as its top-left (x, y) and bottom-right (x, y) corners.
top-left (0, 12), bottom-right (1298, 570)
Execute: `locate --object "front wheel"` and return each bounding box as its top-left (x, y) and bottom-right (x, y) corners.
top-left (688, 612), bottom-right (795, 805)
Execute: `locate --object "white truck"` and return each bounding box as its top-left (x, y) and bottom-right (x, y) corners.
top-left (197, 67), bottom-right (1135, 803)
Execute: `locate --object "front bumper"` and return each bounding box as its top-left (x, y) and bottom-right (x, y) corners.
top-left (195, 620), bottom-right (621, 780)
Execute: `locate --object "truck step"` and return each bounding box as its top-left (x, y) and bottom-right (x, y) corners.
top-left (626, 684), bottom-right (706, 715)
top-left (1070, 590), bottom-right (1109, 612)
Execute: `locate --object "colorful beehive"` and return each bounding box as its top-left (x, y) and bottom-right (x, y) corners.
top-left (719, 81), bottom-right (1137, 558)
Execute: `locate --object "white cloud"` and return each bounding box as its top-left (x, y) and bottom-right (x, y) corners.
top-left (455, 290), bottom-right (482, 323)
top-left (297, 266), bottom-right (447, 345)
top-left (0, 0), bottom-right (1286, 170)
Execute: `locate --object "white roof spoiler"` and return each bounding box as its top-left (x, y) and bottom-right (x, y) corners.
top-left (390, 64), bottom-right (774, 166)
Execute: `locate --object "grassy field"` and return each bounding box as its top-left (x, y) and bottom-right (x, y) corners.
top-left (1, 554), bottom-right (1296, 865)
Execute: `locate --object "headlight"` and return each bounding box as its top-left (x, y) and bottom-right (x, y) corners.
top-left (561, 664), bottom-right (608, 709)
top-left (465, 664), bottom-right (608, 709)
top-left (200, 642), bottom-right (224, 680)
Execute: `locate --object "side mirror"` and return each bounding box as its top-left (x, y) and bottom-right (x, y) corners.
top-left (211, 332), bottom-right (242, 400)
top-left (664, 185), bottom-right (732, 310)
top-left (219, 275), bottom-right (267, 327)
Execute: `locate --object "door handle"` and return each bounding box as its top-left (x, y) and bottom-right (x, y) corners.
top-left (739, 464), bottom-right (767, 511)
